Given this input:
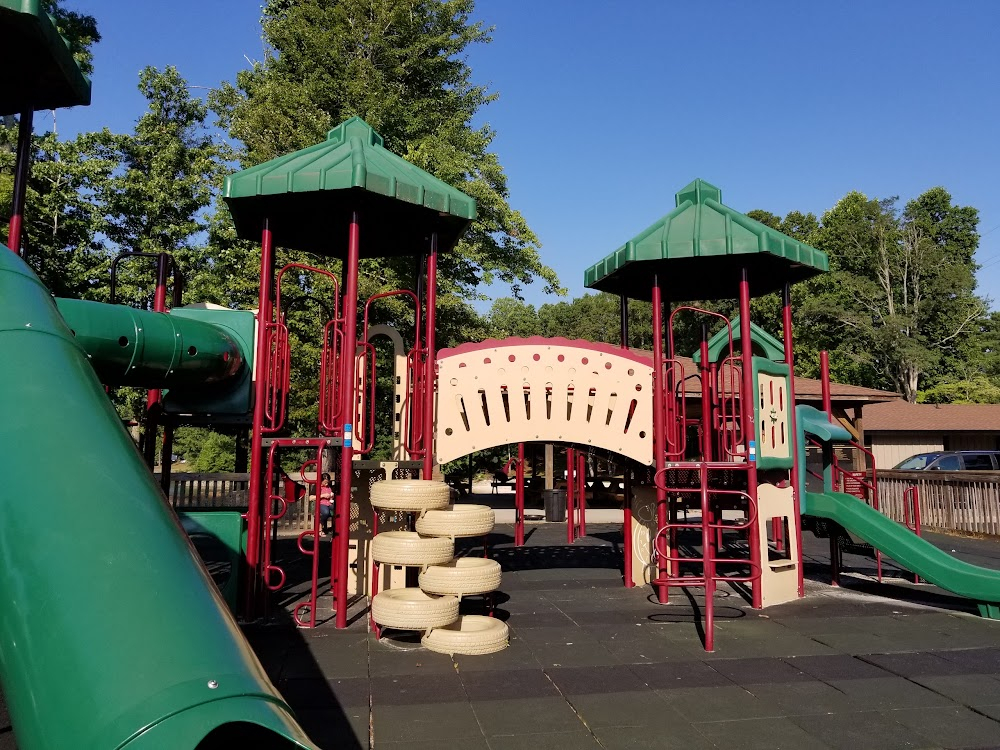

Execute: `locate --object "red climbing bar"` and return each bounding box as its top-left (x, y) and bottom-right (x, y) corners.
top-left (577, 451), bottom-right (586, 538)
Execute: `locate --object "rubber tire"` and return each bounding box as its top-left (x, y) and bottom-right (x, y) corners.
top-left (415, 505), bottom-right (495, 538)
top-left (372, 588), bottom-right (459, 630)
top-left (371, 531), bottom-right (454, 566)
top-left (370, 480), bottom-right (450, 512)
top-left (418, 557), bottom-right (502, 596)
top-left (422, 615), bottom-right (509, 656)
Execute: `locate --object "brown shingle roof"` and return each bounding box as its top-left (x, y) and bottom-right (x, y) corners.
top-left (864, 401), bottom-right (1000, 432)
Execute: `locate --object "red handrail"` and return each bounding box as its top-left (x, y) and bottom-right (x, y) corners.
top-left (355, 342), bottom-right (377, 454)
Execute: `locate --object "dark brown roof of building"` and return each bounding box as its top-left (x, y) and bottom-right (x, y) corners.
top-left (864, 401), bottom-right (1000, 432)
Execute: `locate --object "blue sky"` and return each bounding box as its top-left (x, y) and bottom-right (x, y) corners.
top-left (56, 1), bottom-right (1000, 310)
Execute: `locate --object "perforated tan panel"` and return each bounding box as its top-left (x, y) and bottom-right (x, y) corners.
top-left (436, 338), bottom-right (654, 465)
top-left (755, 483), bottom-right (799, 608)
top-left (346, 467), bottom-right (408, 597)
top-left (757, 373), bottom-right (792, 461)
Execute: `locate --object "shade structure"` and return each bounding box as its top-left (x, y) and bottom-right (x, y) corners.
top-left (584, 179), bottom-right (828, 301)
top-left (0, 0), bottom-right (91, 114)
top-left (223, 116), bottom-right (476, 257)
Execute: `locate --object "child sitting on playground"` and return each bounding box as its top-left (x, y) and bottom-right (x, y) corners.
top-left (318, 473), bottom-right (335, 535)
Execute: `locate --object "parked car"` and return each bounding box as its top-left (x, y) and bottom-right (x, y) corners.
top-left (893, 451), bottom-right (1000, 471)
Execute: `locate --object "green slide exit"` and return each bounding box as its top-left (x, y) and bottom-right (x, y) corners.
top-left (804, 490), bottom-right (1000, 613)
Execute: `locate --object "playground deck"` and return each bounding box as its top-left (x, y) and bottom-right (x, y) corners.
top-left (4, 524), bottom-right (1000, 749)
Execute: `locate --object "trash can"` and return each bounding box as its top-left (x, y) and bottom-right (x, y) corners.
top-left (542, 489), bottom-right (567, 523)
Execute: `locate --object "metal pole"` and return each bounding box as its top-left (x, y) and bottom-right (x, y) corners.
top-left (577, 451), bottom-right (586, 537)
top-left (422, 236), bottom-right (438, 479)
top-left (620, 293), bottom-right (634, 587)
top-left (820, 350), bottom-right (832, 418)
top-left (739, 269), bottom-right (762, 609)
top-left (245, 220), bottom-right (276, 617)
top-left (335, 211), bottom-right (361, 629)
top-left (515, 442), bottom-right (525, 546)
top-left (142, 253), bottom-right (171, 468)
top-left (651, 276), bottom-right (668, 602)
top-left (566, 447), bottom-right (575, 543)
top-left (782, 283), bottom-right (804, 596)
top-left (8, 109), bottom-right (33, 256)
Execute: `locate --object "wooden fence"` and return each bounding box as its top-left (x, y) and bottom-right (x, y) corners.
top-left (165, 473), bottom-right (312, 530)
top-left (876, 470), bottom-right (1000, 537)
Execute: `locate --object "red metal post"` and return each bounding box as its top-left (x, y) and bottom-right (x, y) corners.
top-left (782, 283), bottom-right (804, 596)
top-left (244, 220), bottom-right (276, 617)
top-left (577, 451), bottom-right (586, 538)
top-left (701, 463), bottom-right (716, 651)
top-left (623, 467), bottom-right (634, 587)
top-left (739, 269), bottom-right (762, 609)
top-left (422, 235), bottom-right (438, 479)
top-left (7, 109), bottom-right (33, 256)
top-left (652, 276), bottom-right (668, 602)
top-left (566, 447), bottom-right (576, 543)
top-left (335, 211), bottom-right (362, 629)
top-left (620, 294), bottom-right (634, 587)
top-left (515, 442), bottom-right (525, 546)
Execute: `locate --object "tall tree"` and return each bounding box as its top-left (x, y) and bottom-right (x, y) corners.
top-left (804, 189), bottom-right (984, 401)
top-left (98, 66), bottom-right (229, 307)
top-left (210, 0), bottom-right (561, 304)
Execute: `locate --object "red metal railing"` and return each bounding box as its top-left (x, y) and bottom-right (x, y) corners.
top-left (903, 485), bottom-right (922, 584)
top-left (650, 462), bottom-right (760, 651)
top-left (263, 263), bottom-right (342, 434)
top-left (355, 342), bottom-right (377, 454)
top-left (662, 359), bottom-right (687, 459)
top-left (716, 356), bottom-right (743, 459)
top-left (319, 319), bottom-right (345, 436)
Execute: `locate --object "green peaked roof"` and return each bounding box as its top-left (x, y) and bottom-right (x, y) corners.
top-left (584, 179), bottom-right (828, 302)
top-left (692, 316), bottom-right (785, 364)
top-left (223, 116), bottom-right (477, 257)
top-left (0, 0), bottom-right (92, 114)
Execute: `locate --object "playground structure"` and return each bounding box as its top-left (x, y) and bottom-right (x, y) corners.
top-left (4, 3), bottom-right (1000, 748)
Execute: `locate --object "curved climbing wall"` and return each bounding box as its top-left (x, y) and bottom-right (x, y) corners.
top-left (436, 337), bottom-right (654, 465)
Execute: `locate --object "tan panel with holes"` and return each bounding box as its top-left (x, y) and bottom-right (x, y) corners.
top-left (436, 342), bottom-right (654, 464)
top-left (755, 482), bottom-right (799, 607)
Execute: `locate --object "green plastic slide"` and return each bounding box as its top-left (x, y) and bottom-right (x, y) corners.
top-left (803, 491), bottom-right (1000, 615)
top-left (0, 247), bottom-right (318, 749)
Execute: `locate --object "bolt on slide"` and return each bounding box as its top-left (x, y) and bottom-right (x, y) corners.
top-left (0, 247), bottom-right (318, 748)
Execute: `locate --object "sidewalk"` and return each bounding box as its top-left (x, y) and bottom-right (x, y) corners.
top-left (251, 523), bottom-right (1000, 750)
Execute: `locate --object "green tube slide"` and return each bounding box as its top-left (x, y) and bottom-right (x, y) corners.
top-left (54, 297), bottom-right (244, 388)
top-left (803, 491), bottom-right (1000, 616)
top-left (0, 247), bottom-right (318, 748)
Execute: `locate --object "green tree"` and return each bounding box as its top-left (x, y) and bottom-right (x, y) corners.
top-left (210, 0), bottom-right (561, 306)
top-left (487, 298), bottom-right (540, 339)
top-left (803, 189), bottom-right (984, 401)
top-left (98, 66), bottom-right (229, 307)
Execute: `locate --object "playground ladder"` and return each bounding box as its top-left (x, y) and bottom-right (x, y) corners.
top-left (652, 462), bottom-right (760, 651)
